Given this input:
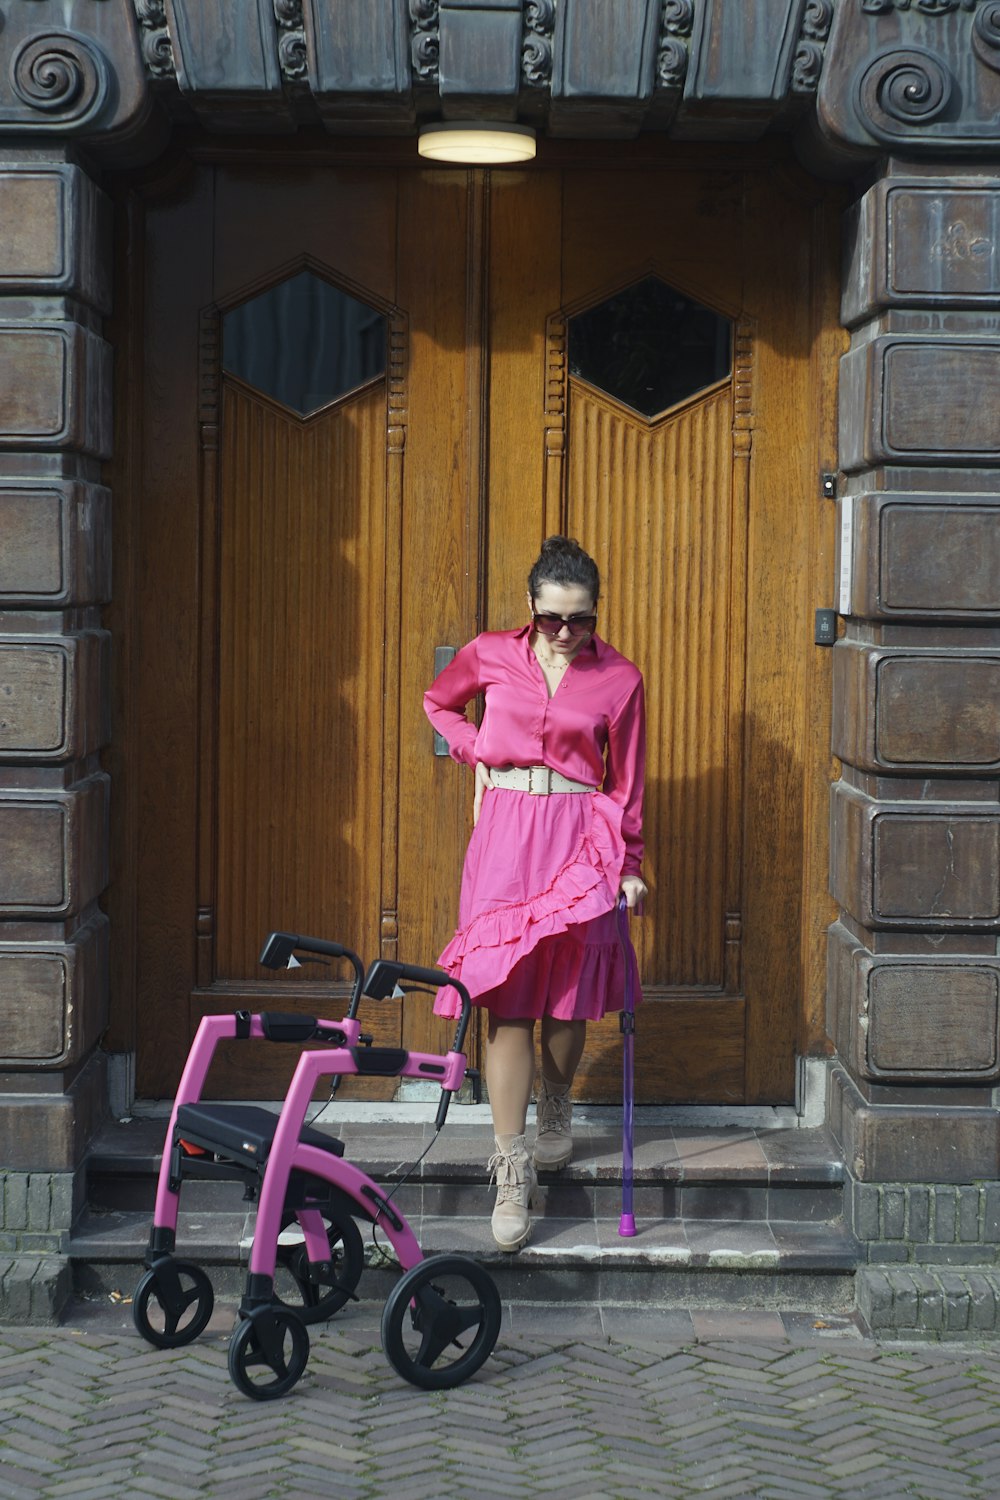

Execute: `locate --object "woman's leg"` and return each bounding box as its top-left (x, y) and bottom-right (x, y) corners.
top-left (485, 1016), bottom-right (537, 1251)
top-left (534, 1017), bottom-right (587, 1171)
top-left (539, 1017), bottom-right (587, 1085)
top-left (486, 1015), bottom-right (536, 1135)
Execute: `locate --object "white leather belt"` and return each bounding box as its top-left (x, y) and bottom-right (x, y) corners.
top-left (490, 766), bottom-right (595, 795)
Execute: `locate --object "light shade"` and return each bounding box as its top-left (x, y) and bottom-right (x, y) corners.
top-left (418, 122), bottom-right (536, 164)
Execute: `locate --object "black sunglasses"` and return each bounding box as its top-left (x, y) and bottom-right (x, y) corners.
top-left (532, 612), bottom-right (597, 640)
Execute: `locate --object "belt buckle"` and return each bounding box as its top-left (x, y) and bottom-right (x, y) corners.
top-left (528, 766), bottom-right (551, 795)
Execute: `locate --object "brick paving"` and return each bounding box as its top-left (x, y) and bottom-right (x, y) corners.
top-left (3, 1298), bottom-right (1000, 1499)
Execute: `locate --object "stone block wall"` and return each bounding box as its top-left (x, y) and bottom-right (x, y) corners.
top-left (830, 164), bottom-right (1000, 1196)
top-left (0, 153), bottom-right (113, 1288)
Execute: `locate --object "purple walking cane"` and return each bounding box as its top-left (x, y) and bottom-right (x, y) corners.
top-left (616, 892), bottom-right (637, 1237)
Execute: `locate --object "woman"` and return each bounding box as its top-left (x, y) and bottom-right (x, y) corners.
top-left (423, 536), bottom-right (647, 1251)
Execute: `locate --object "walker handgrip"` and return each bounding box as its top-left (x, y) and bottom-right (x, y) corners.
top-left (295, 936), bottom-right (352, 960)
top-left (363, 960), bottom-right (473, 1056)
top-left (363, 960), bottom-right (455, 994)
top-left (258, 930), bottom-right (367, 1020)
top-left (259, 931), bottom-right (349, 967)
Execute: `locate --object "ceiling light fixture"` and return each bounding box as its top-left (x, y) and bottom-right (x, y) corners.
top-left (418, 122), bottom-right (536, 164)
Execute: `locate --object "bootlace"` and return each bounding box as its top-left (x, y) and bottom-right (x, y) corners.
top-left (488, 1146), bottom-right (527, 1205)
top-left (537, 1089), bottom-right (572, 1137)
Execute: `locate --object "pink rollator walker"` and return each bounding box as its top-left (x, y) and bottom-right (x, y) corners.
top-left (133, 931), bottom-right (501, 1397)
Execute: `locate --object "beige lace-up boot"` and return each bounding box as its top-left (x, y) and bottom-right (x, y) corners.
top-left (533, 1077), bottom-right (573, 1170)
top-left (488, 1133), bottom-right (537, 1252)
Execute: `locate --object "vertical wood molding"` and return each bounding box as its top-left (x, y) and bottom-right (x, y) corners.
top-left (801, 189), bottom-right (843, 1057)
top-left (196, 305), bottom-right (221, 988)
top-left (724, 316), bottom-right (754, 996)
top-left (467, 170), bottom-right (490, 628)
top-left (543, 311), bottom-right (567, 538)
top-left (381, 309), bottom-right (408, 959)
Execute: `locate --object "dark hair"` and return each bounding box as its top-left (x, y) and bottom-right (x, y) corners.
top-left (528, 535), bottom-right (600, 605)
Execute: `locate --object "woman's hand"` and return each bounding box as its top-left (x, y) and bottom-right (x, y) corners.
top-left (619, 875), bottom-right (648, 911)
top-left (473, 761), bottom-right (493, 827)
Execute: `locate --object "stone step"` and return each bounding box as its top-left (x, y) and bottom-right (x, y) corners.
top-left (72, 1112), bottom-right (858, 1313)
top-left (83, 1113), bottom-right (847, 1226)
top-left (69, 1206), bottom-right (860, 1312)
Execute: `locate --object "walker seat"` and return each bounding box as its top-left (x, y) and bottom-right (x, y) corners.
top-left (174, 1102), bottom-right (346, 1170)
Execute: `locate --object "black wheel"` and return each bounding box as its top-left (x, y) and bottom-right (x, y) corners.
top-left (132, 1260), bottom-right (215, 1349)
top-left (272, 1205), bottom-right (364, 1325)
top-left (380, 1254), bottom-right (501, 1390)
top-left (227, 1309), bottom-right (309, 1401)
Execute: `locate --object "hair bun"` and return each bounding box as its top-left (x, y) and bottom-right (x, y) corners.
top-left (528, 535), bottom-right (600, 604)
top-left (541, 535), bottom-right (585, 557)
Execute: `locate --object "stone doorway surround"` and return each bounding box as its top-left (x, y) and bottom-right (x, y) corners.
top-left (2, 1), bottom-right (1000, 1327)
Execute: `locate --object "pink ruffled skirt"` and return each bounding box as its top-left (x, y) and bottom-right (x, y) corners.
top-left (433, 788), bottom-right (642, 1022)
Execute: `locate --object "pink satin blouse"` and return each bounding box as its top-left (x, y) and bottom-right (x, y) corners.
top-left (423, 626), bottom-right (645, 877)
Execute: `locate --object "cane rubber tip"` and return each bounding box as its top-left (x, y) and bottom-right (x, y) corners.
top-left (618, 1214), bottom-right (637, 1238)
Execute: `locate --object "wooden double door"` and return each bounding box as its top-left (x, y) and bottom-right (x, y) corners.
top-left (120, 145), bottom-right (838, 1103)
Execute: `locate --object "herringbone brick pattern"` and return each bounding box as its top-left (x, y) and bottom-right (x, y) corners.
top-left (2, 1306), bottom-right (1000, 1499)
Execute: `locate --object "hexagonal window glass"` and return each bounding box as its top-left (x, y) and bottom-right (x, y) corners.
top-left (222, 270), bottom-right (386, 417)
top-left (568, 276), bottom-right (732, 419)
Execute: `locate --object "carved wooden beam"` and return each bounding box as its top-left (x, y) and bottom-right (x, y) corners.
top-left (0, 2), bottom-right (999, 166)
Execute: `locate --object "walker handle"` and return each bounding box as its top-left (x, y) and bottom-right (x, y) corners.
top-left (258, 931), bottom-right (366, 1018)
top-left (363, 959), bottom-right (453, 993)
top-left (363, 960), bottom-right (474, 1057)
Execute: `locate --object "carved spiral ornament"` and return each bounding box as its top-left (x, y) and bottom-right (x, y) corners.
top-left (525, 0), bottom-right (555, 31)
top-left (802, 0), bottom-right (834, 41)
top-left (141, 30), bottom-right (174, 77)
top-left (134, 0), bottom-right (167, 24)
top-left (10, 33), bottom-right (109, 125)
top-left (523, 36), bottom-right (553, 85)
top-left (409, 0), bottom-right (439, 81)
top-left (132, 0), bottom-right (175, 79)
top-left (522, 0), bottom-right (554, 84)
top-left (661, 0), bottom-right (695, 36)
top-left (279, 33), bottom-right (308, 79)
top-left (792, 41), bottom-right (825, 94)
top-left (412, 34), bottom-right (439, 81)
top-left (973, 3), bottom-right (1000, 72)
top-left (856, 48), bottom-right (953, 139)
top-left (657, 38), bottom-right (689, 88)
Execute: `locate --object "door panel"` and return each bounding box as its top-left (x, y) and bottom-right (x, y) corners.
top-left (214, 378), bottom-right (387, 977)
